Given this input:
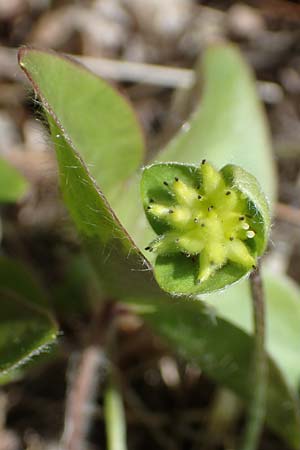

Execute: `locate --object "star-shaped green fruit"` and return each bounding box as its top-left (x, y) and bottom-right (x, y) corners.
top-left (141, 161), bottom-right (270, 295)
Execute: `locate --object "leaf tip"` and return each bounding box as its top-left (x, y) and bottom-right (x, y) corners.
top-left (17, 46), bottom-right (30, 67)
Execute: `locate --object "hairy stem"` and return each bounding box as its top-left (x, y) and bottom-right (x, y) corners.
top-left (240, 264), bottom-right (267, 450)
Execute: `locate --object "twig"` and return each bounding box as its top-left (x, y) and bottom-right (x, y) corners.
top-left (61, 302), bottom-right (120, 450)
top-left (240, 265), bottom-right (267, 450)
top-left (78, 56), bottom-right (194, 88)
top-left (0, 45), bottom-right (194, 87)
top-left (2, 45), bottom-right (285, 95)
top-left (61, 346), bottom-right (106, 450)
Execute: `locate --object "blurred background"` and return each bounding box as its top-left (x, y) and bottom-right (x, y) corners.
top-left (1, 0), bottom-right (300, 242)
top-left (1, 1), bottom-right (300, 449)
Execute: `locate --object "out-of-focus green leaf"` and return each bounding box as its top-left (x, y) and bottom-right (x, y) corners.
top-left (0, 292), bottom-right (57, 375)
top-left (205, 270), bottom-right (300, 391)
top-left (159, 44), bottom-right (276, 206)
top-left (0, 292), bottom-right (57, 377)
top-left (0, 343), bottom-right (59, 385)
top-left (0, 256), bottom-right (49, 308)
top-left (18, 47), bottom-right (145, 201)
top-left (0, 256), bottom-right (58, 380)
top-left (0, 157), bottom-right (28, 203)
top-left (51, 253), bottom-right (104, 315)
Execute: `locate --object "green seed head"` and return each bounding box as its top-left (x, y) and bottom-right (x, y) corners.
top-left (141, 161), bottom-right (270, 294)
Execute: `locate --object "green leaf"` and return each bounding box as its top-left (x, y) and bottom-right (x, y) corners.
top-left (0, 257), bottom-right (58, 380)
top-left (141, 161), bottom-right (270, 295)
top-left (0, 291), bottom-right (57, 377)
top-left (158, 44), bottom-right (277, 206)
top-left (0, 256), bottom-right (49, 308)
top-left (18, 47), bottom-right (145, 202)
top-left (18, 46), bottom-right (174, 302)
top-left (51, 253), bottom-right (104, 315)
top-left (0, 339), bottom-right (59, 386)
top-left (0, 157), bottom-right (28, 203)
top-left (205, 270), bottom-right (300, 391)
top-left (47, 117), bottom-right (155, 301)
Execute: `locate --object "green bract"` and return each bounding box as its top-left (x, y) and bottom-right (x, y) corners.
top-left (141, 161), bottom-right (270, 295)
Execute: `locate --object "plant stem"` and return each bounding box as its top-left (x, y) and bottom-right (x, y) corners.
top-left (61, 346), bottom-right (105, 450)
top-left (104, 370), bottom-right (127, 450)
top-left (240, 264), bottom-right (267, 450)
